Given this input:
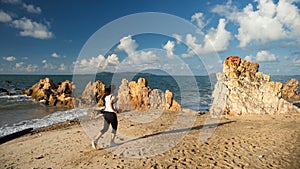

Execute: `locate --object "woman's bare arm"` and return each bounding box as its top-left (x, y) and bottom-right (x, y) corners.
top-left (110, 96), bottom-right (119, 113)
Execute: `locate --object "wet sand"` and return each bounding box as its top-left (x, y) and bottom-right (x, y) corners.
top-left (1, 110), bottom-right (299, 169)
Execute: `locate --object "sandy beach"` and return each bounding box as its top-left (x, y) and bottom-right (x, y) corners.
top-left (1, 110), bottom-right (300, 169)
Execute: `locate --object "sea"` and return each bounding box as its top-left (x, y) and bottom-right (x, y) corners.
top-left (0, 74), bottom-right (299, 137)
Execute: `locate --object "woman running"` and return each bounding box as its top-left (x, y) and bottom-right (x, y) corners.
top-left (92, 85), bottom-right (119, 149)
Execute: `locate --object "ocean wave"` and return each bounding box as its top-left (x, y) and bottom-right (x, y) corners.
top-left (0, 94), bottom-right (35, 109)
top-left (0, 108), bottom-right (87, 137)
top-left (0, 87), bottom-right (24, 96)
top-left (0, 94), bottom-right (31, 99)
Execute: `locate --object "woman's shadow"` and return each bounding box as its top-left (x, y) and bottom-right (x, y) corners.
top-left (103, 120), bottom-right (236, 149)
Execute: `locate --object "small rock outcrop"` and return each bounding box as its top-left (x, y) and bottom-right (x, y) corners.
top-left (117, 78), bottom-right (181, 112)
top-left (0, 88), bottom-right (8, 94)
top-left (210, 56), bottom-right (300, 116)
top-left (23, 78), bottom-right (74, 108)
top-left (282, 78), bottom-right (300, 101)
top-left (77, 81), bottom-right (106, 108)
top-left (165, 90), bottom-right (181, 112)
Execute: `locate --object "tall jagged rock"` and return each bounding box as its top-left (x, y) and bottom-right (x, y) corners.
top-left (165, 90), bottom-right (181, 112)
top-left (129, 78), bottom-right (151, 110)
top-left (117, 79), bottom-right (135, 111)
top-left (210, 56), bottom-right (300, 116)
top-left (54, 80), bottom-right (74, 108)
top-left (117, 78), bottom-right (181, 112)
top-left (78, 81), bottom-right (106, 108)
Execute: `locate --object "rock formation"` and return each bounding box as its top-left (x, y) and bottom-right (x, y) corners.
top-left (210, 56), bottom-right (300, 116)
top-left (149, 89), bottom-right (166, 110)
top-left (0, 88), bottom-right (8, 94)
top-left (282, 78), bottom-right (300, 101)
top-left (117, 78), bottom-right (181, 112)
top-left (24, 77), bottom-right (182, 111)
top-left (117, 79), bottom-right (135, 111)
top-left (76, 80), bottom-right (106, 108)
top-left (23, 78), bottom-right (74, 108)
top-left (128, 78), bottom-right (151, 110)
top-left (165, 90), bottom-right (181, 111)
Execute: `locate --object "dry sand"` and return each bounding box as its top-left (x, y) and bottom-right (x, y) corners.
top-left (1, 110), bottom-right (300, 169)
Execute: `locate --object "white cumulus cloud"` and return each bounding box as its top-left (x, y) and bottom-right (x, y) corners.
top-left (276, 0), bottom-right (300, 42)
top-left (203, 18), bottom-right (232, 52)
top-left (235, 1), bottom-right (286, 47)
top-left (116, 35), bottom-right (192, 74)
top-left (182, 34), bottom-right (203, 58)
top-left (58, 64), bottom-right (65, 71)
top-left (245, 50), bottom-right (277, 62)
top-left (0, 1), bottom-right (50, 40)
top-left (11, 17), bottom-right (53, 39)
top-left (42, 60), bottom-right (55, 69)
top-left (23, 3), bottom-right (41, 14)
top-left (172, 34), bottom-right (182, 44)
top-left (76, 54), bottom-right (119, 73)
top-left (1, 0), bottom-right (22, 4)
top-left (191, 12), bottom-right (206, 29)
top-left (2, 0), bottom-right (42, 14)
top-left (25, 64), bottom-right (38, 72)
top-left (294, 57), bottom-right (300, 66)
top-left (3, 56), bottom-right (16, 61)
top-left (117, 35), bottom-right (138, 56)
top-left (106, 54), bottom-right (119, 66)
top-left (117, 35), bottom-right (159, 64)
top-left (51, 52), bottom-right (60, 58)
top-left (256, 50), bottom-right (277, 62)
top-left (244, 55), bottom-right (254, 62)
top-left (0, 11), bottom-right (12, 22)
top-left (182, 18), bottom-right (231, 57)
top-left (79, 55), bottom-right (105, 68)
top-left (212, 0), bottom-right (300, 47)
top-left (15, 62), bottom-right (38, 72)
top-left (163, 40), bottom-right (175, 58)
top-left (15, 62), bottom-right (24, 68)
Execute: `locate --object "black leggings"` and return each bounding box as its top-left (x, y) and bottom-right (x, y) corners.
top-left (101, 111), bottom-right (118, 134)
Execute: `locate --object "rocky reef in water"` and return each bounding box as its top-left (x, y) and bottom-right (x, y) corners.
top-left (23, 77), bottom-right (181, 112)
top-left (23, 78), bottom-right (74, 108)
top-left (209, 56), bottom-right (300, 116)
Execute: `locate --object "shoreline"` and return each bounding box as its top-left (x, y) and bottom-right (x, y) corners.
top-left (1, 111), bottom-right (299, 168)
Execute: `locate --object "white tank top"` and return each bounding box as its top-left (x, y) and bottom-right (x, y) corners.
top-left (104, 94), bottom-right (114, 112)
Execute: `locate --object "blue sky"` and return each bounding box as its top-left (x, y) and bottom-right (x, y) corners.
top-left (0, 0), bottom-right (299, 75)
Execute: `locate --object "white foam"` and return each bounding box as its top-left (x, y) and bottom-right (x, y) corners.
top-left (0, 108), bottom-right (87, 137)
top-left (39, 99), bottom-right (46, 103)
top-left (0, 94), bottom-right (31, 100)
